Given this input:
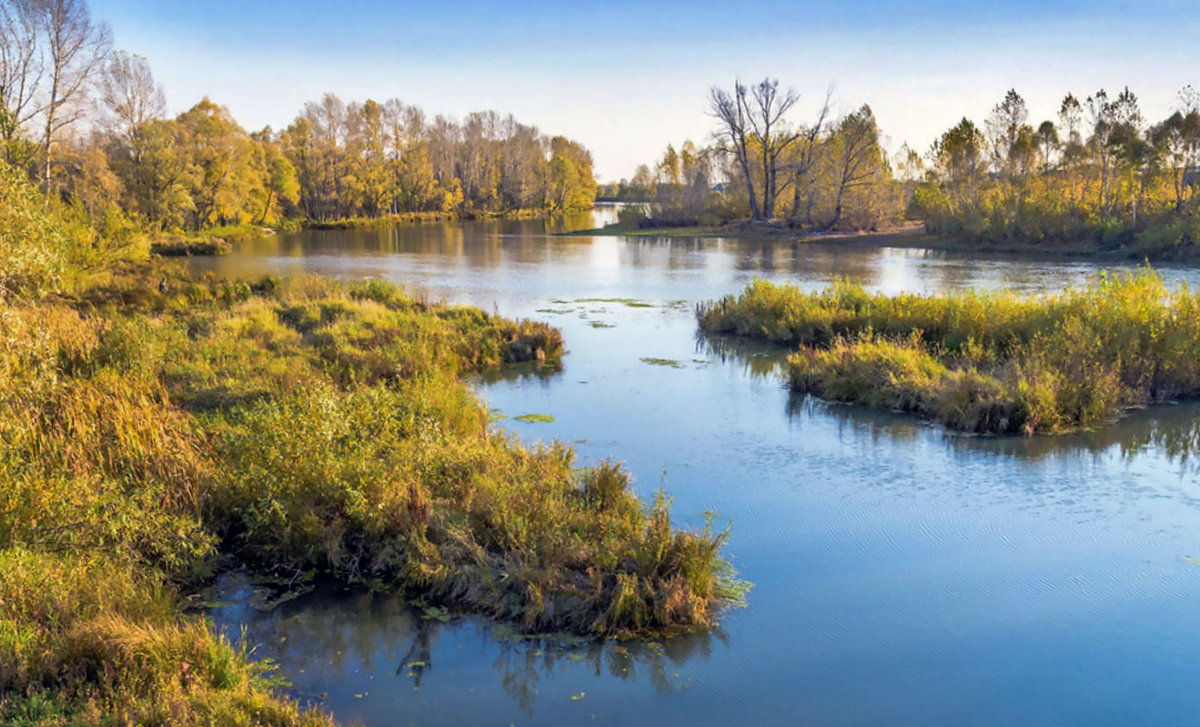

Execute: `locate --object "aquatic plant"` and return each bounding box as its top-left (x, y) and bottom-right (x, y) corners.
top-left (513, 413), bottom-right (557, 422)
top-left (699, 271), bottom-right (1200, 434)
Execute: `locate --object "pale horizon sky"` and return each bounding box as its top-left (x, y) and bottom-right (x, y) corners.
top-left (89, 0), bottom-right (1200, 182)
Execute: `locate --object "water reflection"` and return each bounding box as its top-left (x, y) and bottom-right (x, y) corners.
top-left (696, 332), bottom-right (789, 380)
top-left (785, 390), bottom-right (1200, 472)
top-left (206, 573), bottom-right (723, 721)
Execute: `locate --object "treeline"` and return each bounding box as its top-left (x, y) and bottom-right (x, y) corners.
top-left (914, 87), bottom-right (1200, 251)
top-left (602, 79), bottom-right (909, 232)
top-left (0, 0), bottom-right (597, 233)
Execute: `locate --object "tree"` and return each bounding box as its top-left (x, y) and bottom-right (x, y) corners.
top-left (0, 0), bottom-right (44, 163)
top-left (931, 118), bottom-right (987, 186)
top-left (709, 80), bottom-right (761, 220)
top-left (36, 0), bottom-right (111, 186)
top-left (785, 90), bottom-right (831, 221)
top-left (546, 136), bottom-right (595, 212)
top-left (986, 89), bottom-right (1029, 176)
top-left (825, 105), bottom-right (884, 230)
top-left (1035, 120), bottom-right (1058, 173)
top-left (100, 50), bottom-right (164, 146)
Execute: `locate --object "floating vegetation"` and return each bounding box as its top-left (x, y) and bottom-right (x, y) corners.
top-left (575, 297), bottom-right (655, 308)
top-left (421, 605), bottom-right (452, 623)
top-left (588, 321), bottom-right (616, 328)
top-left (536, 307), bottom-right (574, 315)
top-left (514, 413), bottom-right (556, 423)
top-left (641, 357), bottom-right (687, 368)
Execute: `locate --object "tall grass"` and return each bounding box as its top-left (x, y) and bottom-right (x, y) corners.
top-left (698, 271), bottom-right (1200, 434)
top-left (1, 262), bottom-right (742, 723)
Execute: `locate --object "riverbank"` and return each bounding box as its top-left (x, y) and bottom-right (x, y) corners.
top-left (1, 258), bottom-right (743, 724)
top-left (564, 221), bottom-right (1200, 262)
top-left (698, 271), bottom-right (1200, 435)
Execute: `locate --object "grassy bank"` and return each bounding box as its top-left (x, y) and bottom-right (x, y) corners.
top-left (2, 264), bottom-right (744, 722)
top-left (150, 235), bottom-right (233, 256)
top-left (698, 272), bottom-right (1200, 434)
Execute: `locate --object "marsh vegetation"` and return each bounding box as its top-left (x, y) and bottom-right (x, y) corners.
top-left (699, 271), bottom-right (1200, 434)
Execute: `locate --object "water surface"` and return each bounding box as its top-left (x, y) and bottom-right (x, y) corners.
top-left (200, 213), bottom-right (1200, 726)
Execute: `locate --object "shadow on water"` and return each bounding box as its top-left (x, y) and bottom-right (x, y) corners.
top-left (471, 359), bottom-right (564, 386)
top-left (784, 390), bottom-right (1200, 471)
top-left (205, 573), bottom-right (724, 721)
top-left (694, 332), bottom-right (790, 380)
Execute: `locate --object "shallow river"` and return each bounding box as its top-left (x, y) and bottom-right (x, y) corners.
top-left (197, 209), bottom-right (1200, 726)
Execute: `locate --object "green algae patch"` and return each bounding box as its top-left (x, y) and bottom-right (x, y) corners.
top-left (575, 297), bottom-right (655, 308)
top-left (514, 413), bottom-right (556, 423)
top-left (641, 357), bottom-right (686, 368)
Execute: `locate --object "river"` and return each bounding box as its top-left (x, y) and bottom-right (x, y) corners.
top-left (195, 207), bottom-right (1200, 726)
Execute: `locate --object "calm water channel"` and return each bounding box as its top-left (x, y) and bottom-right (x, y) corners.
top-left (196, 208), bottom-right (1200, 726)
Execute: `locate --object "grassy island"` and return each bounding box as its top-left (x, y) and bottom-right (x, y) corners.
top-left (0, 163), bottom-right (742, 724)
top-left (698, 272), bottom-right (1200, 435)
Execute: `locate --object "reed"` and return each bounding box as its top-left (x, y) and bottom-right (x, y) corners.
top-left (699, 271), bottom-right (1200, 434)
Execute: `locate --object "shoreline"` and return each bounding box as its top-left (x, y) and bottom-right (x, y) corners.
top-left (562, 222), bottom-right (1200, 263)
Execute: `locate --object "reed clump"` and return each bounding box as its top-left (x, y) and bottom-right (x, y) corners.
top-left (698, 271), bottom-right (1200, 434)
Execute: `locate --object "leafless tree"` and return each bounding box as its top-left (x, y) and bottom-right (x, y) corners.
top-left (100, 50), bottom-right (164, 146)
top-left (0, 0), bottom-right (45, 157)
top-left (710, 77), bottom-right (804, 220)
top-left (709, 80), bottom-right (761, 219)
top-left (746, 78), bottom-right (800, 219)
top-left (38, 0), bottom-right (111, 185)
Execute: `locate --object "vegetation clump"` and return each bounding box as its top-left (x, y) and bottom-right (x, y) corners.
top-left (150, 235), bottom-right (233, 256)
top-left (699, 272), bottom-right (1200, 434)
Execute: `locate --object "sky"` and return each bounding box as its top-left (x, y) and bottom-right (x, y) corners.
top-left (88, 0), bottom-right (1200, 182)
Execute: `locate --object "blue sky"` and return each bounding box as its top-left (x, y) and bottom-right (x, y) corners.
top-left (90, 0), bottom-right (1200, 181)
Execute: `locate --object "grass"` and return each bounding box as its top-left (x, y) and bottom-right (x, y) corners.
top-left (698, 271), bottom-right (1200, 434)
top-left (1, 258), bottom-right (744, 723)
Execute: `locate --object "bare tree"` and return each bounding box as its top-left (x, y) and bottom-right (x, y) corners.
top-left (37, 0), bottom-right (111, 186)
top-left (100, 50), bottom-right (164, 145)
top-left (709, 80), bottom-right (761, 220)
top-left (745, 78), bottom-right (800, 219)
top-left (0, 0), bottom-right (45, 158)
top-left (710, 77), bottom-right (807, 220)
